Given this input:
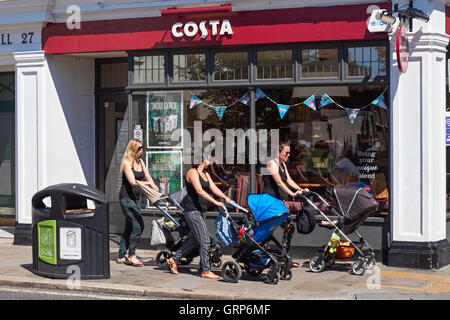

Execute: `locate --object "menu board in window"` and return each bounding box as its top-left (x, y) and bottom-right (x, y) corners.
top-left (146, 91), bottom-right (183, 149)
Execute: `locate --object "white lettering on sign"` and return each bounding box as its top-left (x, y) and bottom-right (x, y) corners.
top-left (171, 20), bottom-right (233, 38)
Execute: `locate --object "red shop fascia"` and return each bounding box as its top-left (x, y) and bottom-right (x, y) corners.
top-left (42, 2), bottom-right (391, 54)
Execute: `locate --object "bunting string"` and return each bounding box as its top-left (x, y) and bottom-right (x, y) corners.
top-left (189, 87), bottom-right (388, 123)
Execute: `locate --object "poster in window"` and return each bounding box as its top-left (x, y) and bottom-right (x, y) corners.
top-left (146, 91), bottom-right (183, 149)
top-left (146, 151), bottom-right (183, 205)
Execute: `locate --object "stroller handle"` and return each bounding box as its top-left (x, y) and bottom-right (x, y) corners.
top-left (227, 201), bottom-right (249, 213)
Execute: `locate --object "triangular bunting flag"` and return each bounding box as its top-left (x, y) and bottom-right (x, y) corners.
top-left (214, 106), bottom-right (227, 120)
top-left (371, 94), bottom-right (387, 110)
top-left (190, 94), bottom-right (202, 109)
top-left (277, 104), bottom-right (290, 120)
top-left (319, 93), bottom-right (334, 108)
top-left (303, 95), bottom-right (316, 111)
top-left (346, 109), bottom-right (360, 124)
top-left (255, 88), bottom-right (267, 101)
top-left (239, 92), bottom-right (251, 106)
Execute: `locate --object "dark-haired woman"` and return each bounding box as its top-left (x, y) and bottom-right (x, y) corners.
top-left (167, 156), bottom-right (232, 279)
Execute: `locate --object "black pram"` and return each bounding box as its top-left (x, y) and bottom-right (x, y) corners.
top-left (299, 185), bottom-right (379, 275)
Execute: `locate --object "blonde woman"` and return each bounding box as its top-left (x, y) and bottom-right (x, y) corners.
top-left (117, 139), bottom-right (159, 267)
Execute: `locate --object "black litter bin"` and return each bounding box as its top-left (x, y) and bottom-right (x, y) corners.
top-left (31, 183), bottom-right (110, 279)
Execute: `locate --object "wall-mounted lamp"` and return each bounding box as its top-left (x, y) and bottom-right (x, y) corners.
top-left (380, 1), bottom-right (430, 31)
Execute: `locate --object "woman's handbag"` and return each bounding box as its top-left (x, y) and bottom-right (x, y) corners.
top-left (151, 217), bottom-right (166, 246)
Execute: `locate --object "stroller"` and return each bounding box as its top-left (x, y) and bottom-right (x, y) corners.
top-left (137, 181), bottom-right (222, 270)
top-left (299, 185), bottom-right (379, 276)
top-left (219, 194), bottom-right (293, 284)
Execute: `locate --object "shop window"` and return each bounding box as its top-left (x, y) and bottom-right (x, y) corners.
top-left (100, 62), bottom-right (128, 88)
top-left (214, 51), bottom-right (249, 81)
top-left (173, 53), bottom-right (206, 82)
top-left (347, 46), bottom-right (387, 77)
top-left (133, 55), bottom-right (165, 84)
top-left (257, 50), bottom-right (293, 80)
top-left (131, 89), bottom-right (250, 209)
top-left (301, 48), bottom-right (339, 78)
top-left (255, 86), bottom-right (389, 216)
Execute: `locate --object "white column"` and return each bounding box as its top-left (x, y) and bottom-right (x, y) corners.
top-left (389, 0), bottom-right (450, 267)
top-left (14, 51), bottom-right (46, 226)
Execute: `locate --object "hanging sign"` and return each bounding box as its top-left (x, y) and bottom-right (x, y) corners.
top-left (396, 24), bottom-right (409, 73)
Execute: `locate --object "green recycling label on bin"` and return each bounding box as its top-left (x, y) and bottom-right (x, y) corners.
top-left (38, 220), bottom-right (57, 265)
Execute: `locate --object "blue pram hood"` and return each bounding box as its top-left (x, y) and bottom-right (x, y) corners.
top-left (247, 194), bottom-right (290, 243)
top-left (248, 194), bottom-right (289, 223)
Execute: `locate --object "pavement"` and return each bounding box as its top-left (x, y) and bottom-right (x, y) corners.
top-left (0, 229), bottom-right (449, 300)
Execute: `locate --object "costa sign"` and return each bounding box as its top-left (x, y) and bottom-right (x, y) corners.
top-left (171, 20), bottom-right (233, 39)
top-left (396, 24), bottom-right (409, 73)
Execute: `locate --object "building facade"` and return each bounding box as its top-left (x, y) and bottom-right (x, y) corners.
top-left (1, 0), bottom-right (449, 269)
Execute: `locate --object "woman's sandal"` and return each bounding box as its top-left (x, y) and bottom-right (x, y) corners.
top-left (167, 257), bottom-right (178, 274)
top-left (201, 271), bottom-right (220, 279)
top-left (116, 257), bottom-right (127, 264)
top-left (126, 256), bottom-right (144, 267)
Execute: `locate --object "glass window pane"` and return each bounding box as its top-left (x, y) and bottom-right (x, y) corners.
top-left (132, 55), bottom-right (165, 84)
top-left (302, 48), bottom-right (338, 78)
top-left (257, 50), bottom-right (293, 79)
top-left (255, 86), bottom-right (390, 216)
top-left (214, 52), bottom-right (248, 81)
top-left (347, 46), bottom-right (386, 77)
top-left (173, 54), bottom-right (206, 82)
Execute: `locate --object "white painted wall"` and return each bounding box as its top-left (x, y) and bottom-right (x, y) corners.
top-left (14, 52), bottom-right (95, 225)
top-left (44, 55), bottom-right (95, 187)
top-left (390, 0), bottom-right (449, 243)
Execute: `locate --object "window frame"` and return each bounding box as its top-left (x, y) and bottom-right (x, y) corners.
top-left (298, 43), bottom-right (342, 83)
top-left (210, 47), bottom-right (251, 84)
top-left (170, 48), bottom-right (209, 85)
top-left (253, 45), bottom-right (296, 83)
top-left (126, 41), bottom-right (389, 90)
top-left (343, 42), bottom-right (389, 83)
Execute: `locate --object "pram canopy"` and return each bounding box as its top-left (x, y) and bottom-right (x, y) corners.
top-left (334, 185), bottom-right (379, 234)
top-left (248, 194), bottom-right (289, 223)
top-left (334, 185), bottom-right (379, 220)
top-left (248, 194), bottom-right (289, 243)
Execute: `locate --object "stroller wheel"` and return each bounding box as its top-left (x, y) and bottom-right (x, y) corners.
top-left (352, 261), bottom-right (366, 276)
top-left (211, 258), bottom-right (223, 269)
top-left (221, 261), bottom-right (242, 283)
top-left (155, 250), bottom-right (172, 269)
top-left (280, 269), bottom-right (292, 281)
top-left (264, 273), bottom-right (279, 285)
top-left (309, 256), bottom-right (325, 273)
top-left (364, 257), bottom-right (376, 270)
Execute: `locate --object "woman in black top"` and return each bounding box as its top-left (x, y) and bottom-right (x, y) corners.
top-left (118, 139), bottom-right (159, 267)
top-left (167, 155), bottom-right (231, 279)
top-left (263, 143), bottom-right (316, 262)
top-left (263, 143), bottom-right (308, 200)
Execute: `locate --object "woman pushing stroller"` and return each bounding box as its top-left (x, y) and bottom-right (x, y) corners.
top-left (263, 143), bottom-right (318, 256)
top-left (167, 155), bottom-right (232, 279)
